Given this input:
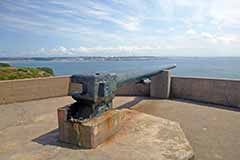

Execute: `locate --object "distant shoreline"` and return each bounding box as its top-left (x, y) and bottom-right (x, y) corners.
top-left (0, 56), bottom-right (239, 62)
top-left (0, 56), bottom-right (170, 62)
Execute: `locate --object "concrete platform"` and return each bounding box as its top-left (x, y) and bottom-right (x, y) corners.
top-left (132, 98), bottom-right (240, 160)
top-left (0, 96), bottom-right (240, 160)
top-left (0, 96), bottom-right (193, 160)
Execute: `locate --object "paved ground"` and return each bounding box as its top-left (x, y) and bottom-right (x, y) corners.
top-left (132, 98), bottom-right (240, 160)
top-left (0, 96), bottom-right (239, 160)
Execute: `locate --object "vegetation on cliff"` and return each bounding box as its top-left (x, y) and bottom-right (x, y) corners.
top-left (0, 63), bottom-right (54, 80)
top-left (0, 63), bottom-right (11, 67)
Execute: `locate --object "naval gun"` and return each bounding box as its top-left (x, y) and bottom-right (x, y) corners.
top-left (68, 64), bottom-right (176, 121)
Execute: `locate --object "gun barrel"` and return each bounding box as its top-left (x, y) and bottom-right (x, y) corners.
top-left (116, 64), bottom-right (176, 88)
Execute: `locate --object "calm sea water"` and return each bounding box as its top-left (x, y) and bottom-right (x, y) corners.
top-left (5, 57), bottom-right (240, 79)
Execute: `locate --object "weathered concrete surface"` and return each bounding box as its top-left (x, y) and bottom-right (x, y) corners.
top-left (0, 96), bottom-right (74, 131)
top-left (151, 70), bottom-right (171, 99)
top-left (133, 98), bottom-right (240, 160)
top-left (1, 96), bottom-right (240, 160)
top-left (0, 76), bottom-right (70, 104)
top-left (171, 76), bottom-right (240, 108)
top-left (116, 81), bottom-right (150, 96)
top-left (58, 108), bottom-right (124, 149)
top-left (0, 96), bottom-right (193, 160)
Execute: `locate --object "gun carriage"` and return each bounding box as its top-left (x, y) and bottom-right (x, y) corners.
top-left (68, 64), bottom-right (176, 121)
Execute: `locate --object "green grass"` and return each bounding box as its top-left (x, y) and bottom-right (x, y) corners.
top-left (0, 67), bottom-right (54, 81)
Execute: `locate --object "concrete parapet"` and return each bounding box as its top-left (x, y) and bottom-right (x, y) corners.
top-left (0, 76), bottom-right (70, 104)
top-left (150, 70), bottom-right (171, 99)
top-left (171, 76), bottom-right (240, 107)
top-left (116, 81), bottom-right (150, 96)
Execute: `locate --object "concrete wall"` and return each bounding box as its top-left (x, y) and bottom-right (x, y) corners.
top-left (0, 76), bottom-right (70, 104)
top-left (3, 73), bottom-right (240, 108)
top-left (150, 70), bottom-right (171, 99)
top-left (116, 81), bottom-right (150, 96)
top-left (116, 71), bottom-right (172, 97)
top-left (171, 76), bottom-right (240, 107)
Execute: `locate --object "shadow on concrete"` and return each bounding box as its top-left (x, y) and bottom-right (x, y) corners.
top-left (117, 96), bottom-right (146, 109)
top-left (116, 95), bottom-right (240, 112)
top-left (32, 129), bottom-right (85, 149)
top-left (173, 98), bottom-right (240, 112)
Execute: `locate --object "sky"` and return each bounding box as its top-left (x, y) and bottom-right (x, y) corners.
top-left (0, 0), bottom-right (240, 57)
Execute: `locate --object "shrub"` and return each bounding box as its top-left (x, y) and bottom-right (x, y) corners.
top-left (0, 66), bottom-right (54, 81)
top-left (0, 63), bottom-right (11, 67)
top-left (37, 67), bottom-right (54, 75)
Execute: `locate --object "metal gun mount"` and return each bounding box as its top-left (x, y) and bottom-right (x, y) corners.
top-left (68, 64), bottom-right (176, 121)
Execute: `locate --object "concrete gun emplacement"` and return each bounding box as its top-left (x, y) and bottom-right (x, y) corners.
top-left (68, 64), bottom-right (176, 121)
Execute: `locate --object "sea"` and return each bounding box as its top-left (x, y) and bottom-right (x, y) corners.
top-left (4, 57), bottom-right (240, 79)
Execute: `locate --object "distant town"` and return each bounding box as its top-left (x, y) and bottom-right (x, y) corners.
top-left (0, 56), bottom-right (171, 62)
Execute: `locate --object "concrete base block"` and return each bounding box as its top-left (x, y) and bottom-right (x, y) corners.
top-left (150, 70), bottom-right (171, 99)
top-left (58, 105), bottom-right (123, 149)
top-left (58, 106), bottom-right (194, 159)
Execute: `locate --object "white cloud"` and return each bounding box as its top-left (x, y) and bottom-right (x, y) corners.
top-left (200, 33), bottom-right (240, 44)
top-left (34, 45), bottom-right (168, 56)
top-left (1, 0), bottom-right (240, 57)
top-left (81, 46), bottom-right (160, 52)
top-left (184, 30), bottom-right (240, 45)
top-left (186, 29), bottom-right (197, 35)
top-left (0, 0), bottom-right (142, 34)
top-left (168, 27), bottom-right (175, 32)
top-left (114, 16), bottom-right (141, 31)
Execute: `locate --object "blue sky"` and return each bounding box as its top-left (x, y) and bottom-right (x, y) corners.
top-left (0, 0), bottom-right (240, 57)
